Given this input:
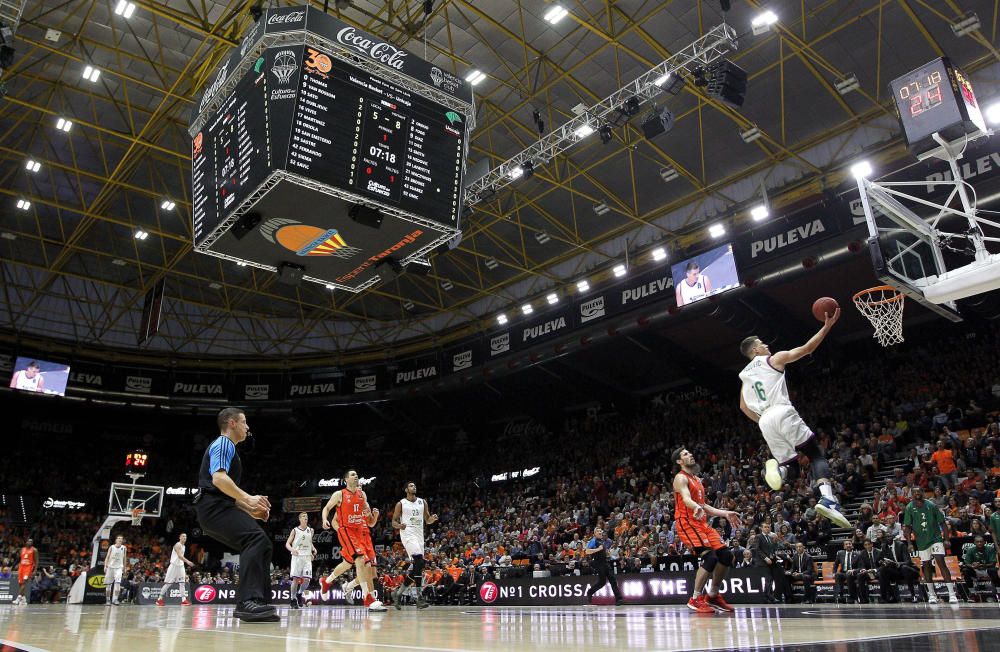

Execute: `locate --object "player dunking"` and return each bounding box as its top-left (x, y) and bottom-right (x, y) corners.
top-left (390, 482), bottom-right (438, 609)
top-left (156, 533), bottom-right (194, 606)
top-left (104, 535), bottom-right (127, 605)
top-left (14, 537), bottom-right (37, 605)
top-left (318, 470), bottom-right (387, 612)
top-left (738, 309), bottom-right (851, 528)
top-left (285, 512), bottom-right (317, 609)
top-left (672, 448), bottom-right (741, 613)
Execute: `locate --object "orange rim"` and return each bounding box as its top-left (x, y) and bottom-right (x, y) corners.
top-left (852, 285), bottom-right (904, 307)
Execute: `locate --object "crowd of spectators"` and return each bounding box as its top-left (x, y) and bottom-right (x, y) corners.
top-left (2, 320), bottom-right (1000, 604)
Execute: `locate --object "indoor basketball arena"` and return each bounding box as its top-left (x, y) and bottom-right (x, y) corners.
top-left (4, 1), bottom-right (1000, 651)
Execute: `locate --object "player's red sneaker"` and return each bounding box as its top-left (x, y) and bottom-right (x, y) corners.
top-left (706, 593), bottom-right (734, 612)
top-left (155, 599), bottom-right (165, 607)
top-left (363, 593), bottom-right (375, 607)
top-left (319, 576), bottom-right (332, 594)
top-left (686, 595), bottom-right (714, 614)
top-left (180, 599), bottom-right (191, 606)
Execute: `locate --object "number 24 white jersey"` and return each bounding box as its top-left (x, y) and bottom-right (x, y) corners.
top-left (739, 355), bottom-right (792, 416)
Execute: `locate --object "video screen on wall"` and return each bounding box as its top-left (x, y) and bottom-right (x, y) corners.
top-left (671, 243), bottom-right (741, 306)
top-left (8, 357), bottom-right (70, 396)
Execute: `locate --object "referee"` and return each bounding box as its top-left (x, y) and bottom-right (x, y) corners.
top-left (195, 407), bottom-right (276, 622)
top-left (584, 527), bottom-right (624, 605)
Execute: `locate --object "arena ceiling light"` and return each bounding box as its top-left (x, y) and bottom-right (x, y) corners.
top-left (534, 231), bottom-right (551, 245)
top-left (0, 232), bottom-right (15, 240)
top-left (484, 257), bottom-right (498, 270)
top-left (464, 69), bottom-right (486, 86)
top-left (651, 247), bottom-right (667, 262)
top-left (25, 159), bottom-right (40, 173)
top-left (112, 258), bottom-right (127, 267)
top-left (441, 279), bottom-right (454, 291)
top-left (659, 166), bottom-right (679, 182)
top-left (751, 9), bottom-right (778, 35)
top-left (543, 5), bottom-right (569, 24)
top-left (985, 101), bottom-right (1000, 124)
top-left (951, 12), bottom-right (980, 37)
top-left (576, 279), bottom-right (590, 293)
top-left (497, 313), bottom-right (508, 325)
top-left (402, 300), bottom-right (414, 311)
top-left (751, 204), bottom-right (769, 221)
top-left (851, 160), bottom-right (873, 179)
top-left (160, 199), bottom-right (176, 211)
top-left (114, 1), bottom-right (137, 18)
top-left (546, 293), bottom-right (559, 305)
top-left (653, 72), bottom-right (671, 87)
top-left (236, 261), bottom-right (247, 267)
top-left (573, 124), bottom-right (594, 138)
top-left (508, 165), bottom-right (524, 180)
top-left (134, 229), bottom-right (149, 241)
top-left (593, 202), bottom-right (610, 216)
top-left (55, 117), bottom-right (73, 132)
top-left (613, 264), bottom-right (627, 277)
top-left (208, 281), bottom-right (222, 289)
top-left (82, 65), bottom-right (101, 83)
top-left (325, 283), bottom-right (335, 290)
top-left (740, 125), bottom-right (761, 143)
top-left (521, 303), bottom-right (533, 315)
top-left (835, 74), bottom-right (859, 95)
top-left (15, 199), bottom-right (30, 210)
top-left (709, 223), bottom-right (726, 238)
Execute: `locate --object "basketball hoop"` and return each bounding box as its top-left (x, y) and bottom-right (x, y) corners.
top-left (130, 508), bottom-right (145, 526)
top-left (853, 285), bottom-right (905, 347)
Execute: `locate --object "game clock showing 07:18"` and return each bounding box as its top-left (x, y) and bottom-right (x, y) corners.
top-left (125, 450), bottom-right (149, 472)
top-left (890, 57), bottom-right (987, 155)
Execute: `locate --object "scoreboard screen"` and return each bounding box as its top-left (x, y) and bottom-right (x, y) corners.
top-left (191, 44), bottom-right (466, 244)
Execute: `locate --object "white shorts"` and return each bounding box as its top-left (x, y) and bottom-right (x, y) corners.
top-left (104, 567), bottom-right (123, 585)
top-left (401, 534), bottom-right (425, 558)
top-left (290, 555), bottom-right (313, 579)
top-left (917, 542), bottom-right (946, 562)
top-left (758, 404), bottom-right (813, 464)
top-left (163, 563), bottom-right (186, 584)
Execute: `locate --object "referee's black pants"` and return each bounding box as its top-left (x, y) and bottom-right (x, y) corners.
top-left (585, 563), bottom-right (622, 599)
top-left (196, 495), bottom-right (272, 605)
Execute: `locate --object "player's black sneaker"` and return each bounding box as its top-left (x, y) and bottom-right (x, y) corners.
top-left (290, 597), bottom-right (299, 609)
top-left (297, 594), bottom-right (305, 608)
top-left (235, 599), bottom-right (276, 618)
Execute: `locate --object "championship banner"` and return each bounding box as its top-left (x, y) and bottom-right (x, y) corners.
top-left (135, 582), bottom-right (373, 605)
top-left (170, 372), bottom-right (229, 399)
top-left (476, 569), bottom-right (772, 606)
top-left (0, 577), bottom-right (17, 604)
top-left (393, 354), bottom-right (440, 386)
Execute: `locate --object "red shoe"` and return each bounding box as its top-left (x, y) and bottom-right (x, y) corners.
top-left (155, 599), bottom-right (165, 607)
top-left (686, 596), bottom-right (715, 614)
top-left (180, 599), bottom-right (191, 606)
top-left (319, 576), bottom-right (332, 594)
top-left (706, 593), bottom-right (734, 612)
top-left (363, 594), bottom-right (375, 607)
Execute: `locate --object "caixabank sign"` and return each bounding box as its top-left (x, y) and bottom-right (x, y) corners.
top-left (476, 569), bottom-right (772, 606)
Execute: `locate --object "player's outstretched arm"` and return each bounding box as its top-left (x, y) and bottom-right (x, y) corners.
top-left (770, 307), bottom-right (840, 370)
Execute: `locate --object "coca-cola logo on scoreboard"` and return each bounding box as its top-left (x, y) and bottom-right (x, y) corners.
top-left (335, 27), bottom-right (408, 70)
top-left (268, 11), bottom-right (305, 25)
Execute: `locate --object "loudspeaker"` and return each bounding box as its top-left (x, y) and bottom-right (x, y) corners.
top-left (707, 60), bottom-right (748, 109)
top-left (349, 203), bottom-right (383, 229)
top-left (231, 212), bottom-right (262, 240)
top-left (641, 108), bottom-right (675, 139)
top-left (375, 257), bottom-right (404, 283)
top-left (277, 262), bottom-right (305, 286)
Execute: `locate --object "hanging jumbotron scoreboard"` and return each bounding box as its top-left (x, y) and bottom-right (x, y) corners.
top-left (188, 6), bottom-right (472, 292)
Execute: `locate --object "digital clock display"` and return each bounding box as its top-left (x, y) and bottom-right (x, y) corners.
top-left (897, 69), bottom-right (944, 118)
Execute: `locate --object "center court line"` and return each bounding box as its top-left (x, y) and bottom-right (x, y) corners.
top-left (175, 626), bottom-right (485, 652)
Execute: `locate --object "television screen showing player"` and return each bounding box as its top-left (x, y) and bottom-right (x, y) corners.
top-left (671, 243), bottom-right (741, 306)
top-left (8, 357), bottom-right (70, 396)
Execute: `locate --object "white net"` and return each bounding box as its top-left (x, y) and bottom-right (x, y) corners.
top-left (130, 508), bottom-right (145, 526)
top-left (853, 286), bottom-right (905, 347)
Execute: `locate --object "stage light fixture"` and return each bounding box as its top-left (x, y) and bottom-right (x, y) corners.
top-left (522, 303), bottom-right (533, 316)
top-left (576, 280), bottom-right (590, 293)
top-left (134, 229), bottom-right (149, 240)
top-left (82, 66), bottom-right (101, 82)
top-left (651, 247), bottom-right (667, 262)
top-left (56, 117), bottom-right (73, 132)
top-left (547, 293), bottom-right (559, 305)
top-left (114, 1), bottom-right (136, 18)
top-left (16, 199), bottom-right (30, 210)
top-left (986, 101), bottom-right (1000, 125)
top-left (326, 283), bottom-right (335, 290)
top-left (497, 313), bottom-right (508, 325)
top-left (851, 160), bottom-right (873, 179)
top-left (709, 223), bottom-right (726, 238)
top-left (751, 204), bottom-right (769, 221)
top-left (160, 199), bottom-right (176, 211)
top-left (544, 5), bottom-right (569, 24)
top-left (574, 124), bottom-right (594, 138)
top-left (613, 264), bottom-right (626, 278)
top-left (25, 160), bottom-right (40, 173)
top-left (751, 10), bottom-right (778, 35)
top-left (599, 124), bottom-right (613, 144)
top-left (622, 97), bottom-right (640, 116)
top-left (465, 69), bottom-right (486, 85)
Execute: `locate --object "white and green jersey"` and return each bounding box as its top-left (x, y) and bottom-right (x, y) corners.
top-left (739, 355), bottom-right (791, 416)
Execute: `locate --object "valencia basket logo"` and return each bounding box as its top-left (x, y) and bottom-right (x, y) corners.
top-left (259, 218), bottom-right (362, 259)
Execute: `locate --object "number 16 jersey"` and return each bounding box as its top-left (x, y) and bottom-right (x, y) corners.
top-left (739, 355), bottom-right (791, 416)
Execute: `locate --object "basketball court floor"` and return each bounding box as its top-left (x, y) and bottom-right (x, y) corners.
top-left (1, 603), bottom-right (998, 651)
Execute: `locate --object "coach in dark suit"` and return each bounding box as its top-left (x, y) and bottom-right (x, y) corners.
top-left (194, 408), bottom-right (276, 622)
top-left (879, 537), bottom-right (922, 602)
top-left (785, 542), bottom-right (815, 603)
top-left (833, 540), bottom-right (862, 603)
top-left (857, 539), bottom-right (882, 603)
top-left (750, 524), bottom-right (783, 602)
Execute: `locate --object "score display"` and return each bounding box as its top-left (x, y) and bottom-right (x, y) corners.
top-left (125, 450), bottom-right (149, 471)
top-left (891, 58), bottom-right (987, 155)
top-left (286, 48), bottom-right (466, 225)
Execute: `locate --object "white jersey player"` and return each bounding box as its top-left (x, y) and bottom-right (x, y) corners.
top-left (157, 533), bottom-right (194, 606)
top-left (738, 307), bottom-right (850, 528)
top-left (675, 262), bottom-right (713, 306)
top-left (285, 512), bottom-right (317, 609)
top-left (390, 482), bottom-right (438, 609)
top-left (104, 535), bottom-right (127, 605)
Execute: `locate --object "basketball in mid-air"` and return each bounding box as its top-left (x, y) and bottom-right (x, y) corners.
top-left (812, 297), bottom-right (839, 322)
